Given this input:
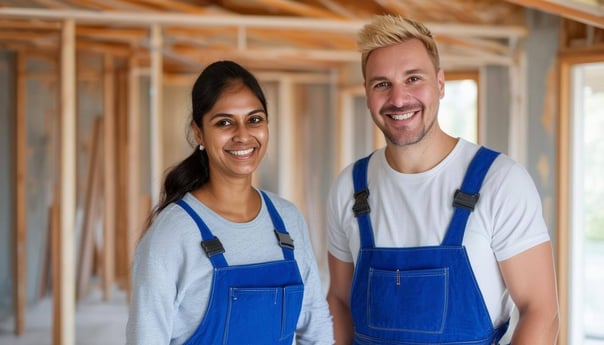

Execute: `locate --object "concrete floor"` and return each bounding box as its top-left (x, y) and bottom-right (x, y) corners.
top-left (0, 288), bottom-right (128, 345)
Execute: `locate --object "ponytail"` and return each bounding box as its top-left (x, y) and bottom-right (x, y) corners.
top-left (144, 148), bottom-right (209, 229)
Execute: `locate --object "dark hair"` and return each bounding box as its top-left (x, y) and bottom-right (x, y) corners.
top-left (146, 60), bottom-right (268, 227)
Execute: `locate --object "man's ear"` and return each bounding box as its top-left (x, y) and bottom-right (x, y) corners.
top-left (437, 69), bottom-right (445, 100)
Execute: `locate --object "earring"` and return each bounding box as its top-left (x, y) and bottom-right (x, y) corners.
top-left (199, 144), bottom-right (205, 151)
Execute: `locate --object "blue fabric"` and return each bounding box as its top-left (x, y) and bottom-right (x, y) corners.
top-left (350, 146), bottom-right (509, 344)
top-left (352, 154), bottom-right (375, 248)
top-left (177, 192), bottom-right (304, 345)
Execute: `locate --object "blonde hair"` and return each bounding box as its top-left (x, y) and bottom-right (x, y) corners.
top-left (358, 15), bottom-right (440, 78)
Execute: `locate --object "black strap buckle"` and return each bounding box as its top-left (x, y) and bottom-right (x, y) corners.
top-left (274, 231), bottom-right (294, 249)
top-left (201, 238), bottom-right (225, 257)
top-left (352, 189), bottom-right (370, 216)
top-left (453, 189), bottom-right (480, 211)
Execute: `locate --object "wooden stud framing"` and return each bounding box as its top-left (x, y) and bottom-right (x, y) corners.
top-left (13, 50), bottom-right (27, 337)
top-left (277, 76), bottom-right (294, 200)
top-left (150, 24), bottom-right (163, 206)
top-left (102, 54), bottom-right (116, 301)
top-left (557, 54), bottom-right (571, 345)
top-left (57, 18), bottom-right (76, 345)
top-left (50, 200), bottom-right (60, 345)
top-left (126, 56), bottom-right (141, 300)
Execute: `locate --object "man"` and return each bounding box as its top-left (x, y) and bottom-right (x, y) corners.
top-left (326, 15), bottom-right (559, 345)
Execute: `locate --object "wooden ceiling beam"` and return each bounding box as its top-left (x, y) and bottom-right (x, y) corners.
top-left (315, 0), bottom-right (357, 18)
top-left (436, 35), bottom-right (512, 55)
top-left (30, 0), bottom-right (72, 9)
top-left (222, 0), bottom-right (346, 19)
top-left (504, 0), bottom-right (604, 28)
top-left (0, 19), bottom-right (61, 30)
top-left (76, 26), bottom-right (147, 42)
top-left (124, 0), bottom-right (208, 14)
top-left (0, 31), bottom-right (58, 43)
top-left (371, 0), bottom-right (415, 18)
top-left (0, 8), bottom-right (527, 39)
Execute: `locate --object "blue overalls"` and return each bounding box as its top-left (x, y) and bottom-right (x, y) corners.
top-left (176, 191), bottom-right (304, 345)
top-left (350, 147), bottom-right (509, 345)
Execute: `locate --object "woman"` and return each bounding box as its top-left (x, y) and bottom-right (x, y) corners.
top-left (126, 60), bottom-right (333, 345)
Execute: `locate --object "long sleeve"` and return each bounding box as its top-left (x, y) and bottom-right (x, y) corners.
top-left (291, 208), bottom-right (335, 345)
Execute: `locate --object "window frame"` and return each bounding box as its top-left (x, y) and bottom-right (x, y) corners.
top-left (557, 52), bottom-right (604, 345)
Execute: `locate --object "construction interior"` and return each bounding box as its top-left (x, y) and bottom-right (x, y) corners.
top-left (1, 1), bottom-right (604, 344)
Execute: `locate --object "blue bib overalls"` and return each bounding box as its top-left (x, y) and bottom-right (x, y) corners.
top-left (350, 147), bottom-right (509, 345)
top-left (176, 191), bottom-right (304, 345)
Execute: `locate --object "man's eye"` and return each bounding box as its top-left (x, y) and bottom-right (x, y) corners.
top-left (408, 76), bottom-right (421, 83)
top-left (374, 81), bottom-right (389, 89)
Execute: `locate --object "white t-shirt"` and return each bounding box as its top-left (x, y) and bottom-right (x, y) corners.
top-left (127, 190), bottom-right (334, 345)
top-left (327, 139), bottom-right (550, 327)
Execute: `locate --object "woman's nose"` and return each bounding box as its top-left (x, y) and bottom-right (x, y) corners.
top-left (233, 123), bottom-right (251, 142)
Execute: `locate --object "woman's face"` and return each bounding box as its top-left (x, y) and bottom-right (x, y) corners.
top-left (196, 82), bottom-right (268, 182)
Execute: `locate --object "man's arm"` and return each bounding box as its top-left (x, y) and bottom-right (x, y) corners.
top-left (326, 253), bottom-right (355, 345)
top-left (499, 241), bottom-right (559, 345)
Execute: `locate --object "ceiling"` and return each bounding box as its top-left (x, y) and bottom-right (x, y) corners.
top-left (0, 0), bottom-right (603, 73)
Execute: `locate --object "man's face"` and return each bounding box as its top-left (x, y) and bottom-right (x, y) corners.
top-left (364, 38), bottom-right (445, 147)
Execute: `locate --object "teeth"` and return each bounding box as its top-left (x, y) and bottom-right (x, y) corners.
top-left (230, 148), bottom-right (254, 156)
top-left (390, 112), bottom-right (414, 120)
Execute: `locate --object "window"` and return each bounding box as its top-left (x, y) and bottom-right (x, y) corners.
top-left (440, 72), bottom-right (479, 143)
top-left (560, 59), bottom-right (604, 345)
top-left (570, 62), bottom-right (604, 345)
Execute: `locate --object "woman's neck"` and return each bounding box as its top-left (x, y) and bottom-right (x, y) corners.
top-left (192, 179), bottom-right (261, 223)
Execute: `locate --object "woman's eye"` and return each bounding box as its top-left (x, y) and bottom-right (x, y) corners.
top-left (249, 114), bottom-right (266, 124)
top-left (216, 119), bottom-right (231, 127)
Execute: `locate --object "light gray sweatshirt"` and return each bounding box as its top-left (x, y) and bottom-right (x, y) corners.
top-left (126, 191), bottom-right (334, 345)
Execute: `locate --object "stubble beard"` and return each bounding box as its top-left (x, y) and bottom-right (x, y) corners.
top-left (379, 109), bottom-right (438, 148)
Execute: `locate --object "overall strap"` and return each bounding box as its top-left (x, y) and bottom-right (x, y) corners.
top-left (176, 199), bottom-right (228, 268)
top-left (352, 153), bottom-right (375, 249)
top-left (260, 191), bottom-right (295, 260)
top-left (442, 146), bottom-right (500, 246)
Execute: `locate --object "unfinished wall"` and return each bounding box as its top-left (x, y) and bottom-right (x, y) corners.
top-left (525, 10), bottom-right (560, 241)
top-left (0, 50), bottom-right (15, 321)
top-left (482, 65), bottom-right (511, 154)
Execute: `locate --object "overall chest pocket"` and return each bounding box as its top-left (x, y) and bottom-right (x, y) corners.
top-left (367, 267), bottom-right (448, 334)
top-left (224, 284), bottom-right (304, 345)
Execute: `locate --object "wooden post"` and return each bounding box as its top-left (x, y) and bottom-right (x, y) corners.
top-left (126, 56), bottom-right (141, 301)
top-left (102, 54), bottom-right (116, 301)
top-left (115, 68), bottom-right (129, 287)
top-left (277, 76), bottom-right (294, 200)
top-left (50, 200), bottom-right (61, 345)
top-left (13, 50), bottom-right (27, 337)
top-left (56, 18), bottom-right (76, 345)
top-left (149, 24), bottom-right (163, 206)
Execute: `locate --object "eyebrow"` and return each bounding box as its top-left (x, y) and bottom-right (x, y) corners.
top-left (209, 108), bottom-right (266, 120)
top-left (367, 68), bottom-right (428, 84)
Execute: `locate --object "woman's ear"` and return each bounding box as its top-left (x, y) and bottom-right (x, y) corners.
top-left (192, 121), bottom-right (204, 147)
